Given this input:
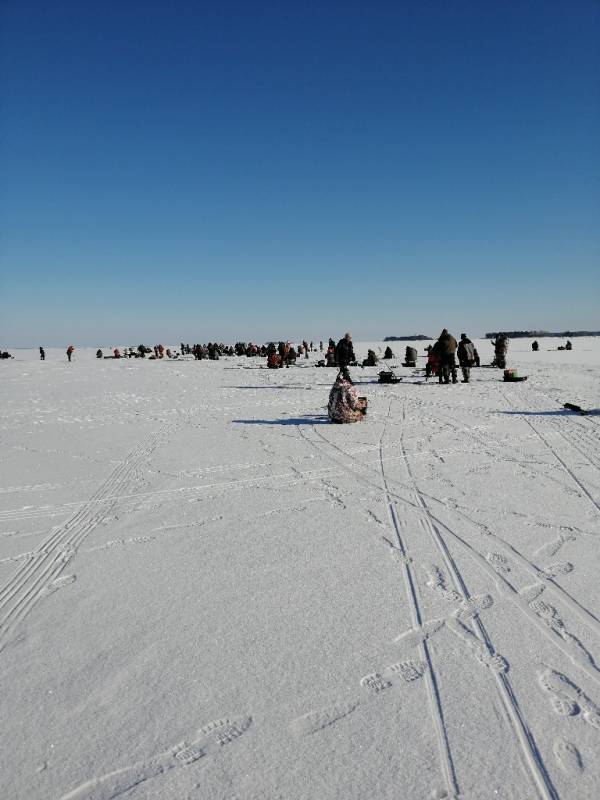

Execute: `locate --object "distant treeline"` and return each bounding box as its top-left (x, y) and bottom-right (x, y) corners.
top-left (484, 331), bottom-right (600, 339)
top-left (384, 334), bottom-right (431, 341)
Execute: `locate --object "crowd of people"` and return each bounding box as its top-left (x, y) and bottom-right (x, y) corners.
top-left (6, 330), bottom-right (568, 424)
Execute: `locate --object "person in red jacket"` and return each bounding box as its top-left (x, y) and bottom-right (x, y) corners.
top-left (66, 345), bottom-right (74, 362)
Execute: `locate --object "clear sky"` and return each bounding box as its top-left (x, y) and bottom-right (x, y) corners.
top-left (1, 1), bottom-right (599, 345)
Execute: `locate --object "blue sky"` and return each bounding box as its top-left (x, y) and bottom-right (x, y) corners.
top-left (1, 1), bottom-right (598, 345)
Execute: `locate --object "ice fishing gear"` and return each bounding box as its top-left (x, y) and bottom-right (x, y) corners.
top-left (378, 370), bottom-right (401, 384)
top-left (503, 369), bottom-right (528, 382)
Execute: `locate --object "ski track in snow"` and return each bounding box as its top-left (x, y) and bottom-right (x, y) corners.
top-left (0, 420), bottom-right (175, 652)
top-left (295, 393), bottom-right (600, 800)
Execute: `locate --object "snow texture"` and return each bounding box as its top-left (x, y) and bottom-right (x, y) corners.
top-left (1, 340), bottom-right (599, 799)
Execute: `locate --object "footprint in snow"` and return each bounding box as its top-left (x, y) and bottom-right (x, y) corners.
top-left (58, 715), bottom-right (252, 800)
top-left (553, 738), bottom-right (583, 773)
top-left (41, 575), bottom-right (76, 596)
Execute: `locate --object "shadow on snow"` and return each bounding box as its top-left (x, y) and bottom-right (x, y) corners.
top-left (501, 409), bottom-right (600, 417)
top-left (233, 415), bottom-right (330, 426)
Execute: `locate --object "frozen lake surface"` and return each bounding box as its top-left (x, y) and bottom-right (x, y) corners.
top-left (1, 340), bottom-right (599, 799)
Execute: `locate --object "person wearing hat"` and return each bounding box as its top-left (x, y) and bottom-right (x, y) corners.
top-left (434, 329), bottom-right (458, 384)
top-left (491, 333), bottom-right (508, 368)
top-left (335, 332), bottom-right (356, 380)
top-left (457, 333), bottom-right (476, 383)
top-left (328, 369), bottom-right (367, 423)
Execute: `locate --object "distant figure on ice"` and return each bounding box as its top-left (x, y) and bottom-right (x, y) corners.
top-left (565, 340), bottom-right (572, 350)
top-left (531, 340), bottom-right (539, 352)
top-left (491, 334), bottom-right (508, 368)
top-left (114, 348), bottom-right (121, 358)
top-left (434, 329), bottom-right (458, 384)
top-left (96, 349), bottom-right (103, 358)
top-left (383, 346), bottom-right (394, 359)
top-left (328, 369), bottom-right (367, 423)
top-left (457, 333), bottom-right (476, 383)
top-left (66, 345), bottom-right (74, 362)
top-left (363, 349), bottom-right (378, 367)
top-left (404, 346), bottom-right (418, 367)
top-left (39, 347), bottom-right (45, 361)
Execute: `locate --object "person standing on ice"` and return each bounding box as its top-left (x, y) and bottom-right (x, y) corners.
top-left (335, 332), bottom-right (356, 380)
top-left (66, 345), bottom-right (74, 362)
top-left (457, 333), bottom-right (476, 383)
top-left (39, 346), bottom-right (45, 360)
top-left (434, 329), bottom-right (458, 384)
top-left (491, 333), bottom-right (508, 368)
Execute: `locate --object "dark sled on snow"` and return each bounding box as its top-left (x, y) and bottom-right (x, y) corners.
top-left (378, 371), bottom-right (401, 384)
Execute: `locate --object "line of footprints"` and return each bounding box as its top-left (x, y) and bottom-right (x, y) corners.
top-left (49, 539), bottom-right (596, 796)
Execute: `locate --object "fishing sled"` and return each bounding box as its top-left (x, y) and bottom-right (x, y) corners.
top-left (378, 370), bottom-right (401, 384)
top-left (503, 369), bottom-right (528, 382)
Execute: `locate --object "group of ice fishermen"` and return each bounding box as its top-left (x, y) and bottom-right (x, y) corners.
top-left (325, 330), bottom-right (490, 424)
top-left (28, 332), bottom-right (575, 426)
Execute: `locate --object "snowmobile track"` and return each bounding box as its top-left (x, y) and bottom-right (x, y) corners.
top-left (0, 422), bottom-right (173, 653)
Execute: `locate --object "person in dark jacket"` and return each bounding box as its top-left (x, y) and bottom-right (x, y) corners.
top-left (404, 346), bottom-right (418, 367)
top-left (335, 332), bottom-right (356, 376)
top-left (457, 333), bottom-right (476, 383)
top-left (531, 340), bottom-right (539, 352)
top-left (363, 349), bottom-right (378, 367)
top-left (434, 329), bottom-right (458, 384)
top-left (383, 346), bottom-right (394, 359)
top-left (491, 334), bottom-right (508, 368)
top-left (39, 347), bottom-right (45, 360)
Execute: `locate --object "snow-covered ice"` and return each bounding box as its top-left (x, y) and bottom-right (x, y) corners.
top-left (1, 340), bottom-right (599, 800)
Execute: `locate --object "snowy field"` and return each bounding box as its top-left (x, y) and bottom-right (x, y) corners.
top-left (1, 340), bottom-right (599, 800)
